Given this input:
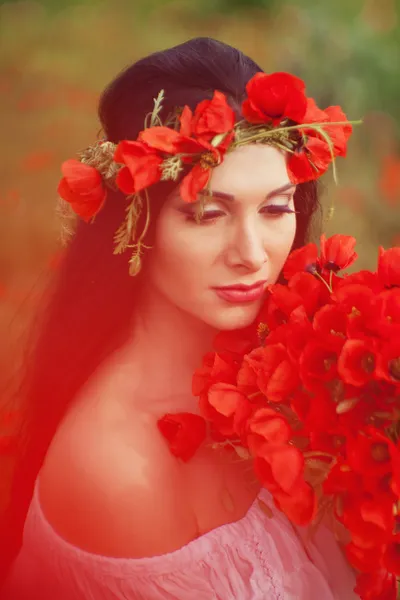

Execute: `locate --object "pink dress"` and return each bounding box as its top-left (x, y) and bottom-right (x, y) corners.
top-left (2, 479), bottom-right (358, 600)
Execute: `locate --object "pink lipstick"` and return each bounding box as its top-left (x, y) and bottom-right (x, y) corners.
top-left (213, 280), bottom-right (267, 304)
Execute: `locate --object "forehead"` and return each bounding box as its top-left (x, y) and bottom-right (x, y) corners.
top-left (210, 144), bottom-right (289, 197)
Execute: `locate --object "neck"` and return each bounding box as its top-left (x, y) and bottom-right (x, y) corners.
top-left (123, 284), bottom-right (218, 407)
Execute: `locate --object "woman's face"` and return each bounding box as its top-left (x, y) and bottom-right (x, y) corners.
top-left (145, 144), bottom-right (297, 331)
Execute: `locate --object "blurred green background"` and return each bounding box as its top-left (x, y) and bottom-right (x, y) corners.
top-left (0, 0), bottom-right (399, 484)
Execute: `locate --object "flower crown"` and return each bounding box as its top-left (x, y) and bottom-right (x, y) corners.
top-left (57, 72), bottom-right (361, 275)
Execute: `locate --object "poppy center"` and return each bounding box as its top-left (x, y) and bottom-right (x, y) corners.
top-left (324, 260), bottom-right (341, 273)
top-left (200, 152), bottom-right (220, 169)
top-left (370, 442), bottom-right (390, 463)
top-left (361, 353), bottom-right (375, 374)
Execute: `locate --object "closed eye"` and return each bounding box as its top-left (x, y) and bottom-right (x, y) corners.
top-left (260, 205), bottom-right (297, 216)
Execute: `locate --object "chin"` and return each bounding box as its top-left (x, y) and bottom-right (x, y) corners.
top-left (205, 304), bottom-right (261, 331)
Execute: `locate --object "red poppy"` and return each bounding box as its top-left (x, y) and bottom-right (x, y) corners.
top-left (288, 272), bottom-right (329, 318)
top-left (138, 92), bottom-right (235, 203)
top-left (346, 542), bottom-right (385, 573)
top-left (355, 569), bottom-right (397, 600)
top-left (384, 535), bottom-right (400, 577)
top-left (287, 136), bottom-right (332, 184)
top-left (299, 341), bottom-right (338, 388)
top-left (242, 72), bottom-right (308, 125)
top-left (338, 339), bottom-right (377, 387)
top-left (313, 304), bottom-right (347, 352)
top-left (303, 389), bottom-right (339, 434)
top-left (323, 461), bottom-right (361, 496)
top-left (303, 97), bottom-right (328, 124)
top-left (157, 413), bottom-right (207, 462)
top-left (267, 307), bottom-right (313, 362)
top-left (139, 126), bottom-right (208, 155)
top-left (246, 407), bottom-right (291, 456)
top-left (254, 443), bottom-right (305, 495)
top-left (283, 242), bottom-right (319, 279)
top-left (58, 159), bottom-right (106, 221)
top-left (179, 163), bottom-right (213, 204)
top-left (114, 140), bottom-right (163, 194)
top-left (374, 288), bottom-right (400, 340)
top-left (376, 338), bottom-right (400, 384)
top-left (336, 270), bottom-right (383, 294)
top-left (378, 246), bottom-right (400, 288)
top-left (0, 435), bottom-right (18, 455)
top-left (322, 105), bottom-right (353, 158)
top-left (265, 283), bottom-right (304, 320)
top-left (273, 481), bottom-right (317, 526)
top-left (189, 90), bottom-right (236, 143)
top-left (245, 343), bottom-right (300, 403)
top-left (333, 283), bottom-right (376, 338)
top-left (346, 429), bottom-right (396, 479)
top-left (320, 233), bottom-right (358, 272)
top-left (202, 382), bottom-right (251, 438)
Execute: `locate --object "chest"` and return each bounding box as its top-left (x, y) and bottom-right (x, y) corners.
top-left (40, 396), bottom-right (261, 558)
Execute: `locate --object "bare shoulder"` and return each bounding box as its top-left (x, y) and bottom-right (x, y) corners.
top-left (39, 390), bottom-right (197, 557)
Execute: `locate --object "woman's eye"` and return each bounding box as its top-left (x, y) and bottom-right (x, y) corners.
top-left (185, 210), bottom-right (225, 223)
top-left (260, 204), bottom-right (295, 217)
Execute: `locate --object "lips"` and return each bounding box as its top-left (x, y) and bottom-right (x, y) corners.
top-left (213, 280), bottom-right (267, 304)
top-left (216, 280), bottom-right (267, 291)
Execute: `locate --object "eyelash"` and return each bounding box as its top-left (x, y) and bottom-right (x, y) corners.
top-left (185, 199), bottom-right (296, 224)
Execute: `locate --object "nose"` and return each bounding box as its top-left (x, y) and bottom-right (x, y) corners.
top-left (225, 219), bottom-right (267, 272)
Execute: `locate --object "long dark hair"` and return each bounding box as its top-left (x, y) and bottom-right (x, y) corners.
top-left (0, 37), bottom-right (320, 581)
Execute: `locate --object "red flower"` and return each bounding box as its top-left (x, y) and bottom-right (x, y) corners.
top-left (157, 413), bottom-right (207, 461)
top-left (287, 136), bottom-right (332, 184)
top-left (254, 443), bottom-right (305, 494)
top-left (303, 389), bottom-right (338, 434)
top-left (245, 343), bottom-right (300, 403)
top-left (378, 246), bottom-right (400, 288)
top-left (346, 542), bottom-right (385, 573)
top-left (114, 140), bottom-right (163, 194)
top-left (140, 127), bottom-right (224, 203)
top-left (246, 407), bottom-right (291, 456)
top-left (242, 72), bottom-right (308, 125)
top-left (384, 535), bottom-right (400, 577)
top-left (355, 570), bottom-right (397, 600)
top-left (374, 288), bottom-right (400, 340)
top-left (323, 461), bottom-right (361, 496)
top-left (273, 481), bottom-right (317, 526)
top-left (283, 242), bottom-right (319, 279)
top-left (313, 304), bottom-right (347, 352)
top-left (186, 90), bottom-right (236, 143)
top-left (201, 382), bottom-right (251, 438)
top-left (338, 339), bottom-right (377, 387)
top-left (299, 341), bottom-right (338, 389)
top-left (346, 429), bottom-right (396, 479)
top-left (333, 283), bottom-right (376, 338)
top-left (254, 445), bottom-right (316, 525)
top-left (179, 163), bottom-right (214, 203)
top-left (138, 92), bottom-right (235, 203)
top-left (337, 270), bottom-right (384, 294)
top-left (323, 105), bottom-right (353, 158)
top-left (58, 159), bottom-right (106, 221)
top-left (288, 272), bottom-right (329, 318)
top-left (303, 97), bottom-right (328, 124)
top-left (376, 338), bottom-right (400, 384)
top-left (320, 234), bottom-right (358, 272)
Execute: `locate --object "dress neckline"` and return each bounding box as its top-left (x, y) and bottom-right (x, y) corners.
top-left (31, 476), bottom-right (268, 572)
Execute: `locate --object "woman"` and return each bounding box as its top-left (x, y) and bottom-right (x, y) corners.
top-left (0, 37), bottom-right (357, 599)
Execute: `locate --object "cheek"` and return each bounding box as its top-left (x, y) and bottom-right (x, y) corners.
top-left (151, 218), bottom-right (215, 286)
top-left (266, 217), bottom-right (296, 274)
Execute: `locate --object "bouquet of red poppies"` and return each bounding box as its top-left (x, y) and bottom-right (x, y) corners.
top-left (158, 234), bottom-right (400, 600)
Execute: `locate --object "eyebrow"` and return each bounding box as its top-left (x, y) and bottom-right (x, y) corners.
top-left (197, 182), bottom-right (296, 202)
